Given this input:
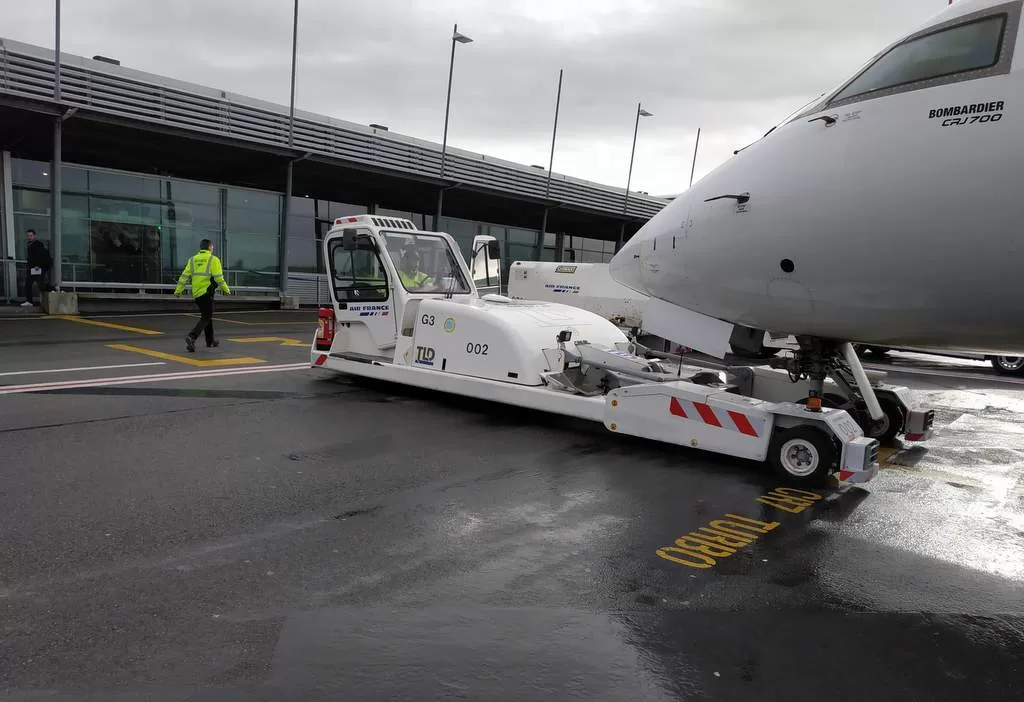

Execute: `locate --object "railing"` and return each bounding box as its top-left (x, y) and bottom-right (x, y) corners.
top-left (58, 281), bottom-right (278, 294)
top-left (0, 38), bottom-right (669, 221)
top-left (9, 258), bottom-right (281, 298)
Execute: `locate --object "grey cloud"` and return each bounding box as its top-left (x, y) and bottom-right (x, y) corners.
top-left (1, 0), bottom-right (947, 194)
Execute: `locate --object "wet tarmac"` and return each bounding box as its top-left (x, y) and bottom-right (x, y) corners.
top-left (1, 313), bottom-right (1022, 701)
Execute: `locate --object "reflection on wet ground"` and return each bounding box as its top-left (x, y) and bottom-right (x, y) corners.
top-left (1, 315), bottom-right (1024, 699)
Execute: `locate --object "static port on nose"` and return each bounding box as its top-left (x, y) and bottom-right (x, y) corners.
top-left (780, 259), bottom-right (795, 273)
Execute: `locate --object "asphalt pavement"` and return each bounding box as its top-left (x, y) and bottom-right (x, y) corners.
top-left (1, 312), bottom-right (1022, 701)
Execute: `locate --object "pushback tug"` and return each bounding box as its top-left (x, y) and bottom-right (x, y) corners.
top-left (310, 215), bottom-right (933, 486)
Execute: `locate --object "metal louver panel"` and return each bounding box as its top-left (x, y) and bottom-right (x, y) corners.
top-left (0, 39), bottom-right (669, 221)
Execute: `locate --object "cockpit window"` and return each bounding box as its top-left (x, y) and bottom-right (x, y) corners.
top-left (823, 2), bottom-right (1021, 109)
top-left (383, 232), bottom-right (471, 294)
top-left (831, 16), bottom-right (1005, 105)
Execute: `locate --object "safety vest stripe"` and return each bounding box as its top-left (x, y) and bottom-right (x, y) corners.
top-left (190, 255), bottom-right (213, 277)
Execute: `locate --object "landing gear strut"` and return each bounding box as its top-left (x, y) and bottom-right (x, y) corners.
top-left (771, 336), bottom-right (888, 433)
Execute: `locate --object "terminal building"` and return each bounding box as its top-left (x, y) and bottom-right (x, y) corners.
top-left (0, 38), bottom-right (670, 308)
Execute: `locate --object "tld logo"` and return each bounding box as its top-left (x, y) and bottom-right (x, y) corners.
top-left (415, 346), bottom-right (436, 366)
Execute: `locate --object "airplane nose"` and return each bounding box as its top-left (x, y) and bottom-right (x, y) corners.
top-left (608, 235), bottom-right (648, 296)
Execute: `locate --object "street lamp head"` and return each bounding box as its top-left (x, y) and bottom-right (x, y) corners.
top-left (639, 108), bottom-right (654, 117)
top-left (453, 31), bottom-right (473, 44)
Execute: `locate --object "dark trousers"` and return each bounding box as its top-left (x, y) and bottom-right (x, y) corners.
top-left (24, 273), bottom-right (44, 303)
top-left (188, 290), bottom-right (216, 345)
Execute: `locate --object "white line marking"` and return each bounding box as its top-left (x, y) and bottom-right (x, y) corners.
top-left (0, 362), bottom-right (311, 395)
top-left (1, 310), bottom-right (313, 321)
top-left (0, 362), bottom-right (165, 378)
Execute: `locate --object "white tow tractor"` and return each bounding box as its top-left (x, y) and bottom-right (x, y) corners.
top-left (310, 215), bottom-right (928, 485)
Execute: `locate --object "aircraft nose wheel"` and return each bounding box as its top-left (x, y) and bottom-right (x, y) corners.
top-left (768, 426), bottom-right (834, 486)
top-left (864, 396), bottom-right (903, 446)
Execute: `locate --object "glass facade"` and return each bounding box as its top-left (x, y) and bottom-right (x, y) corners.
top-left (2, 155), bottom-right (621, 305)
top-left (8, 158), bottom-right (282, 292)
top-left (563, 235), bottom-right (618, 264)
top-left (436, 218), bottom-right (617, 275)
top-left (438, 216), bottom-right (564, 282)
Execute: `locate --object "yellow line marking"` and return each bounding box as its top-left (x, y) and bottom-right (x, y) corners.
top-left (51, 315), bottom-right (164, 335)
top-left (107, 344), bottom-right (266, 367)
top-left (185, 315), bottom-right (315, 327)
top-left (227, 336), bottom-right (307, 347)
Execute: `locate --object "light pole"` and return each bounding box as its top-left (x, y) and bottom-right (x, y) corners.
top-left (689, 127), bottom-right (701, 188)
top-left (539, 68), bottom-right (563, 258)
top-left (280, 0), bottom-right (300, 297)
top-left (619, 102), bottom-right (653, 248)
top-left (436, 23), bottom-right (473, 229)
top-left (288, 0), bottom-right (299, 147)
top-left (51, 0), bottom-right (63, 289)
top-left (544, 68), bottom-right (563, 202)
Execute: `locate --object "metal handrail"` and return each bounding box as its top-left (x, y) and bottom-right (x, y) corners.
top-left (58, 281), bottom-right (278, 292)
top-left (0, 38), bottom-right (669, 221)
top-left (9, 258), bottom-right (280, 293)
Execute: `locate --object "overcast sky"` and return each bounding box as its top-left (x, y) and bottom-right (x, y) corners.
top-left (2, 0), bottom-right (950, 196)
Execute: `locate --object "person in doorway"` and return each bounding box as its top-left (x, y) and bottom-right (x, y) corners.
top-left (22, 230), bottom-right (52, 307)
top-left (397, 248), bottom-right (433, 291)
top-left (174, 239), bottom-right (231, 352)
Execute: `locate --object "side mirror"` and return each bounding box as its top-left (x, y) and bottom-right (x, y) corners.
top-left (342, 228), bottom-right (358, 251)
top-left (487, 240), bottom-right (501, 259)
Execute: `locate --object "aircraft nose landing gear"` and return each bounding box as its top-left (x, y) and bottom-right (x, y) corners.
top-left (771, 336), bottom-right (897, 440)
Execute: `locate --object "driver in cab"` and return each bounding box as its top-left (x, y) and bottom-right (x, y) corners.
top-left (398, 248), bottom-right (435, 291)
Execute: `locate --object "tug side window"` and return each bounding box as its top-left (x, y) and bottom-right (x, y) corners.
top-left (329, 232), bottom-right (389, 303)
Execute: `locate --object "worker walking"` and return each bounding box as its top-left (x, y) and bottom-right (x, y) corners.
top-left (174, 239), bottom-right (231, 352)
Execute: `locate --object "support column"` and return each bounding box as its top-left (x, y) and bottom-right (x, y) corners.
top-left (279, 159), bottom-right (293, 295)
top-left (536, 207), bottom-right (549, 260)
top-left (617, 221), bottom-right (626, 253)
top-left (554, 231), bottom-right (565, 263)
top-left (435, 188), bottom-right (444, 232)
top-left (51, 117), bottom-right (62, 289)
top-left (1, 151), bottom-right (14, 302)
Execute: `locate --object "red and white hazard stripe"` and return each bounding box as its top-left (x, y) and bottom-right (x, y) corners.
top-left (669, 396), bottom-right (764, 437)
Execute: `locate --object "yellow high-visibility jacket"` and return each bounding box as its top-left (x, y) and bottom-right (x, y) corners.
top-left (399, 270), bottom-right (431, 288)
top-left (175, 249), bottom-right (231, 298)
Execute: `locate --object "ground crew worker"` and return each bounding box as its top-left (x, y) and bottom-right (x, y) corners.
top-left (174, 239), bottom-right (231, 352)
top-left (398, 249), bottom-right (433, 290)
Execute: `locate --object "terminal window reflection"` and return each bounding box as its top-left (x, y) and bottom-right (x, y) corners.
top-left (9, 159), bottom-right (283, 288)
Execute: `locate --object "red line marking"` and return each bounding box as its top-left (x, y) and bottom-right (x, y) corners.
top-left (727, 410), bottom-right (758, 437)
top-left (838, 470), bottom-right (855, 481)
top-left (669, 396), bottom-right (688, 417)
top-left (694, 402), bottom-right (722, 427)
top-left (315, 355), bottom-right (328, 366)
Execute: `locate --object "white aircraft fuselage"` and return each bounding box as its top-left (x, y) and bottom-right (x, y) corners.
top-left (610, 0), bottom-right (1024, 355)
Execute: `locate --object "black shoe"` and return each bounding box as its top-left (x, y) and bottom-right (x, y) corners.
top-left (185, 336), bottom-right (196, 353)
top-left (207, 339), bottom-right (219, 348)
